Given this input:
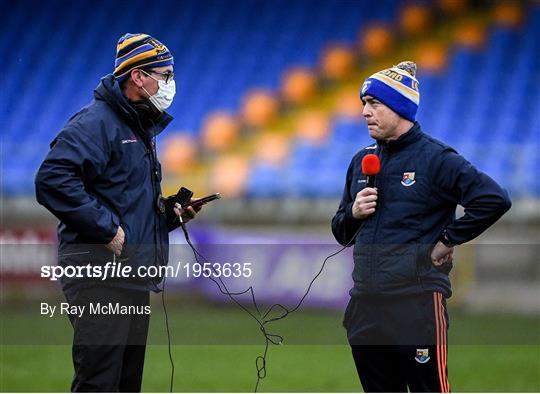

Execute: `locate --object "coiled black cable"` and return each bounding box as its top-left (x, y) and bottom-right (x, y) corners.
top-left (177, 219), bottom-right (362, 392)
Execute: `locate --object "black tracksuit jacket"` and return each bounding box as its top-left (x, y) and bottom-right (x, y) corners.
top-left (331, 122), bottom-right (511, 298)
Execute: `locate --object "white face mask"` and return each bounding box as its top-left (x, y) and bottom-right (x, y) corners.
top-left (142, 78), bottom-right (176, 112)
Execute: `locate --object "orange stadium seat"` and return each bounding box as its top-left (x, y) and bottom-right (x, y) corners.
top-left (241, 90), bottom-right (279, 128)
top-left (210, 154), bottom-right (249, 197)
top-left (333, 88), bottom-right (364, 120)
top-left (492, 2), bottom-right (523, 29)
top-left (320, 44), bottom-right (356, 80)
top-left (201, 112), bottom-right (240, 152)
top-left (161, 133), bottom-right (198, 173)
top-left (281, 67), bottom-right (318, 104)
top-left (417, 42), bottom-right (448, 74)
top-left (253, 133), bottom-right (290, 167)
top-left (454, 20), bottom-right (487, 50)
top-left (399, 4), bottom-right (433, 36)
top-left (360, 24), bottom-right (395, 59)
top-left (295, 111), bottom-right (330, 145)
top-left (438, 0), bottom-right (469, 15)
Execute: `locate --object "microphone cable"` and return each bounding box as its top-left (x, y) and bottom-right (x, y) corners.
top-left (177, 217), bottom-right (363, 392)
top-left (148, 125), bottom-right (180, 393)
top-left (161, 276), bottom-right (175, 393)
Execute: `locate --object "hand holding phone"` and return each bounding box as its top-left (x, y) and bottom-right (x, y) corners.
top-left (165, 187), bottom-right (221, 226)
top-left (187, 193), bottom-right (221, 209)
top-left (175, 187), bottom-right (194, 207)
top-left (172, 187), bottom-right (221, 209)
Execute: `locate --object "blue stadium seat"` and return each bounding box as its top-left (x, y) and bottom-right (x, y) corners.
top-left (246, 163), bottom-right (288, 198)
top-left (2, 0), bottom-right (539, 197)
top-left (3, 0), bottom-right (400, 196)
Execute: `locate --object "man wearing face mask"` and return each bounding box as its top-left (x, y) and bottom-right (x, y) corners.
top-left (35, 33), bottom-right (199, 392)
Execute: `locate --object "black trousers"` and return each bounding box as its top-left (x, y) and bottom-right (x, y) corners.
top-left (344, 292), bottom-right (449, 392)
top-left (64, 287), bottom-right (150, 392)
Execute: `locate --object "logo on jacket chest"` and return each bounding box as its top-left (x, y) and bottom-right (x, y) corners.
top-left (401, 172), bottom-right (416, 186)
top-left (121, 134), bottom-right (138, 144)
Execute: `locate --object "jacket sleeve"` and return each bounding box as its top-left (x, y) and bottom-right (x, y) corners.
top-left (35, 125), bottom-right (120, 243)
top-left (331, 158), bottom-right (364, 246)
top-left (433, 149), bottom-right (512, 245)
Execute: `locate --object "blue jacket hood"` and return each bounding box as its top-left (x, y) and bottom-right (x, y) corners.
top-left (35, 74), bottom-right (176, 295)
top-left (93, 74), bottom-right (173, 140)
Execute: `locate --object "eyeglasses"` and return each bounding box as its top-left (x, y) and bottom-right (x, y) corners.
top-left (140, 69), bottom-right (174, 84)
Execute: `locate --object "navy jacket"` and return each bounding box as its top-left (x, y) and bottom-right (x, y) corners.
top-left (331, 122), bottom-right (511, 298)
top-left (35, 74), bottom-right (174, 295)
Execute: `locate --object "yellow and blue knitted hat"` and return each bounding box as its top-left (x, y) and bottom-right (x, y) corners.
top-left (113, 33), bottom-right (174, 81)
top-left (360, 61), bottom-right (420, 122)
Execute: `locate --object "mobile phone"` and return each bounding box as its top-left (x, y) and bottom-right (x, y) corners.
top-left (188, 193), bottom-right (221, 209)
top-left (175, 187), bottom-right (194, 207)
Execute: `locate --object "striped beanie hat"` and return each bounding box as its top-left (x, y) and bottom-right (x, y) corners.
top-left (360, 61), bottom-right (420, 122)
top-left (113, 33), bottom-right (174, 81)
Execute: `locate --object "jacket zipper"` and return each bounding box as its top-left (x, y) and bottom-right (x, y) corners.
top-left (368, 146), bottom-right (388, 293)
top-left (137, 121), bottom-right (164, 284)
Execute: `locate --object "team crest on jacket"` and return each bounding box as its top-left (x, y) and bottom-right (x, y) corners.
top-left (401, 172), bottom-right (416, 186)
top-left (415, 348), bottom-right (430, 363)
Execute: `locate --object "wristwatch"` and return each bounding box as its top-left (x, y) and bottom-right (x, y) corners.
top-left (439, 230), bottom-right (455, 248)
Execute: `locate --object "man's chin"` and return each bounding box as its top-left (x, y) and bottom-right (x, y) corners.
top-left (368, 129), bottom-right (380, 140)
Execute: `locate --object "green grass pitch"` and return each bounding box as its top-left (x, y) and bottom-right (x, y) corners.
top-left (1, 302), bottom-right (539, 392)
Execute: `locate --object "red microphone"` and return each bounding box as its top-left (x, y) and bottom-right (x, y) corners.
top-left (361, 154), bottom-right (380, 188)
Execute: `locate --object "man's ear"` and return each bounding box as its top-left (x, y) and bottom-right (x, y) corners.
top-left (130, 69), bottom-right (145, 88)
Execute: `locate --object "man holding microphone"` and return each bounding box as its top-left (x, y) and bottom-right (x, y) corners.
top-left (332, 61), bottom-right (511, 392)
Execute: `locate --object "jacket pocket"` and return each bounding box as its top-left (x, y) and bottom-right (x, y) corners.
top-left (121, 223), bottom-right (129, 244)
top-left (436, 261), bottom-right (453, 275)
top-left (119, 223), bottom-right (131, 260)
top-left (352, 243), bottom-right (371, 287)
top-left (416, 244), bottom-right (454, 278)
top-left (415, 243), bottom-right (433, 276)
top-left (375, 244), bottom-right (418, 285)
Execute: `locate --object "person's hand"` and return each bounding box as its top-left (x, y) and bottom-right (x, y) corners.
top-left (173, 198), bottom-right (203, 224)
top-left (431, 241), bottom-right (454, 266)
top-left (106, 226), bottom-right (125, 257)
top-left (352, 188), bottom-right (378, 220)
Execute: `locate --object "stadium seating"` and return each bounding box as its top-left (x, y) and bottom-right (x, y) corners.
top-left (2, 0), bottom-right (399, 195)
top-left (247, 3), bottom-right (540, 199)
top-left (2, 0), bottom-right (538, 198)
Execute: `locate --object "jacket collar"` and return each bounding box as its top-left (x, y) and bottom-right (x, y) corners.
top-left (93, 74), bottom-right (173, 138)
top-left (377, 121), bottom-right (423, 151)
